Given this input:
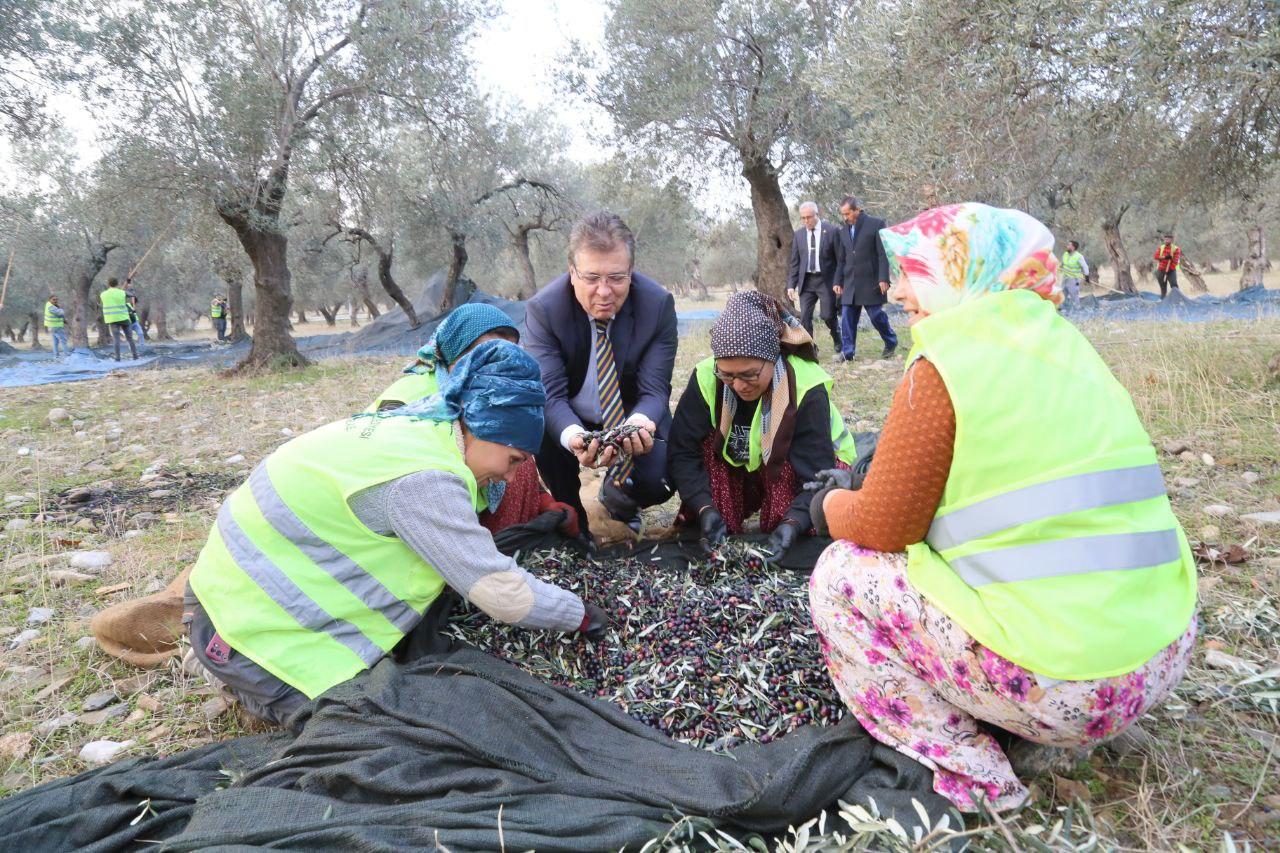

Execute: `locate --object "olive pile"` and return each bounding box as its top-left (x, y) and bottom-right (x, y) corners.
top-left (445, 545), bottom-right (845, 750)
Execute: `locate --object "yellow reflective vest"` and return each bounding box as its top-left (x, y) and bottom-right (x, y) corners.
top-left (904, 290), bottom-right (1196, 680)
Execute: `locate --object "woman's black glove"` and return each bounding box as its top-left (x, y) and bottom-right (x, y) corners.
top-left (803, 468), bottom-right (854, 492)
top-left (699, 506), bottom-right (727, 552)
top-left (809, 486), bottom-right (836, 537)
top-left (762, 521), bottom-right (800, 565)
top-left (578, 603), bottom-right (609, 643)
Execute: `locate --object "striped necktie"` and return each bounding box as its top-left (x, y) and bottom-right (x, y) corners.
top-left (595, 319), bottom-right (632, 485)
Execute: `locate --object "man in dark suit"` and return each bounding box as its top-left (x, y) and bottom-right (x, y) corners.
top-left (833, 196), bottom-right (898, 360)
top-left (524, 211), bottom-right (677, 536)
top-left (786, 201), bottom-right (842, 354)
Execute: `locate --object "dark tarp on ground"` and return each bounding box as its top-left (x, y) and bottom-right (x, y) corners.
top-left (0, 531), bottom-right (950, 852)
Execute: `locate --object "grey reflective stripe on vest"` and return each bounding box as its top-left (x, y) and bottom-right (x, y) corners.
top-left (832, 425), bottom-right (851, 452)
top-left (247, 465), bottom-right (421, 634)
top-left (927, 464), bottom-right (1168, 552)
top-left (215, 502), bottom-right (384, 665)
top-left (947, 528), bottom-right (1182, 588)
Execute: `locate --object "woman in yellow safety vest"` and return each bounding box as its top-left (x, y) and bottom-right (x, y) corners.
top-left (667, 291), bottom-right (858, 564)
top-left (804, 203), bottom-right (1197, 813)
top-left (184, 341), bottom-right (608, 724)
top-left (368, 302), bottom-right (581, 539)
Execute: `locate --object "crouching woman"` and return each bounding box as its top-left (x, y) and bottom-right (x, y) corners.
top-left (184, 341), bottom-right (607, 724)
top-left (668, 291), bottom-right (857, 563)
top-left (806, 204), bottom-right (1197, 812)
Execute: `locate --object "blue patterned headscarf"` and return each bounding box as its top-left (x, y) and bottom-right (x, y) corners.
top-left (407, 303), bottom-right (519, 375)
top-left (395, 340), bottom-right (546, 455)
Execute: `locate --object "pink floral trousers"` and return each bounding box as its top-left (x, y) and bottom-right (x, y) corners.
top-left (809, 541), bottom-right (1197, 812)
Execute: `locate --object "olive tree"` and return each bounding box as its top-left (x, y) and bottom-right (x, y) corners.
top-left (90, 0), bottom-right (480, 371)
top-left (577, 0), bottom-right (842, 298)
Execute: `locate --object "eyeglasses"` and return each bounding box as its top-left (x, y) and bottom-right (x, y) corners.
top-left (572, 265), bottom-right (631, 287)
top-left (714, 364), bottom-right (769, 384)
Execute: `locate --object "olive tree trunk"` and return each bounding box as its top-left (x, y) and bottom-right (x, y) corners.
top-left (68, 242), bottom-right (117, 348)
top-left (1240, 226), bottom-right (1267, 290)
top-left (218, 216), bottom-right (306, 371)
top-left (741, 157), bottom-right (793, 299)
top-left (1100, 206), bottom-right (1136, 294)
top-left (442, 230), bottom-right (469, 315)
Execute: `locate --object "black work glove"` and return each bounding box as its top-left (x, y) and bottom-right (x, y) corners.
top-left (803, 468), bottom-right (854, 492)
top-left (699, 506), bottom-right (727, 552)
top-left (810, 486), bottom-right (836, 538)
top-left (578, 602), bottom-right (609, 643)
top-left (762, 521), bottom-right (800, 565)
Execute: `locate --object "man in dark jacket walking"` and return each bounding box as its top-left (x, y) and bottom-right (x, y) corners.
top-left (833, 197), bottom-right (897, 360)
top-left (785, 201), bottom-right (841, 355)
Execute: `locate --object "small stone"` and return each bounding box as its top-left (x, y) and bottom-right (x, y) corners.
top-left (7, 629), bottom-right (40, 650)
top-left (280, 428), bottom-right (294, 436)
top-left (1241, 511), bottom-right (1280, 525)
top-left (0, 732), bottom-right (33, 760)
top-left (1178, 450), bottom-right (1197, 463)
top-left (1205, 784), bottom-right (1233, 800)
top-left (47, 408), bottom-right (71, 424)
top-left (16, 447), bottom-right (30, 457)
top-left (77, 703), bottom-right (130, 725)
top-left (78, 739), bottom-right (135, 765)
top-left (122, 530), bottom-right (143, 539)
top-left (1173, 477), bottom-right (1201, 488)
top-left (25, 607), bottom-right (55, 626)
top-left (4, 518), bottom-right (30, 533)
top-left (1242, 471), bottom-right (1261, 484)
top-left (201, 696), bottom-right (231, 721)
top-left (148, 489), bottom-right (174, 499)
top-left (136, 693), bottom-right (161, 713)
top-left (75, 636), bottom-right (96, 650)
top-left (1203, 504), bottom-right (1234, 518)
top-left (224, 454), bottom-right (245, 465)
top-left (72, 419), bottom-right (85, 430)
top-left (48, 570), bottom-right (96, 586)
top-left (68, 551), bottom-right (113, 571)
top-left (33, 713), bottom-right (77, 737)
top-left (1161, 440), bottom-right (1191, 455)
top-left (125, 708), bottom-right (147, 724)
top-left (1199, 525), bottom-right (1220, 540)
top-left (72, 517), bottom-right (96, 531)
top-left (81, 690), bottom-right (120, 712)
top-left (1201, 453), bottom-right (1215, 467)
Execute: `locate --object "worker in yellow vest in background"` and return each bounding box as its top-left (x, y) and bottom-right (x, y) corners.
top-left (1058, 240), bottom-right (1090, 312)
top-left (100, 277), bottom-right (137, 361)
top-left (210, 294), bottom-right (230, 342)
top-left (44, 294), bottom-right (69, 357)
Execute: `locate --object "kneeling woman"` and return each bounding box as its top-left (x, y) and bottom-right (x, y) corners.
top-left (807, 204), bottom-right (1197, 812)
top-left (668, 292), bottom-right (857, 562)
top-left (369, 303), bottom-right (578, 537)
top-left (185, 341), bottom-right (606, 725)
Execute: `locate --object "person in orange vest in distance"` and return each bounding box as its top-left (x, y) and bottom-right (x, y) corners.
top-left (1153, 234), bottom-right (1181, 298)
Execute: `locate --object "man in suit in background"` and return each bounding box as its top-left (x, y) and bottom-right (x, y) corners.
top-left (834, 196), bottom-right (898, 360)
top-left (786, 201), bottom-right (842, 356)
top-left (524, 211), bottom-right (677, 537)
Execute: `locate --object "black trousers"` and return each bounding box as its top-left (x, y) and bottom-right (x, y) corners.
top-left (1156, 269), bottom-right (1179, 297)
top-left (536, 412), bottom-right (673, 533)
top-left (108, 321), bottom-right (137, 360)
top-left (798, 274), bottom-right (842, 351)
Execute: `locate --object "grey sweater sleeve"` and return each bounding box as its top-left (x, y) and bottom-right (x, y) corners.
top-left (351, 470), bottom-right (585, 632)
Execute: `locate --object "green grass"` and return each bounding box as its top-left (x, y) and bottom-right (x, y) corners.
top-left (1, 320), bottom-right (1279, 849)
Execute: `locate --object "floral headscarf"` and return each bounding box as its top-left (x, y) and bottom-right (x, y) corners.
top-left (879, 203), bottom-right (1061, 316)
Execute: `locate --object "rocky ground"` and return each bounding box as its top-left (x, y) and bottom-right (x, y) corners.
top-left (0, 319), bottom-right (1277, 849)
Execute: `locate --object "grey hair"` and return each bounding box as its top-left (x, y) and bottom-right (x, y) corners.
top-left (568, 211), bottom-right (636, 268)
top-left (840, 196), bottom-right (862, 211)
top-left (798, 201), bottom-right (819, 215)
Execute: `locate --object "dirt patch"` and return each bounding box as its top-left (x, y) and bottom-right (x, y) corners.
top-left (46, 470), bottom-right (242, 538)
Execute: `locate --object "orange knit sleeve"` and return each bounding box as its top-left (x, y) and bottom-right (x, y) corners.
top-left (824, 358), bottom-right (955, 552)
